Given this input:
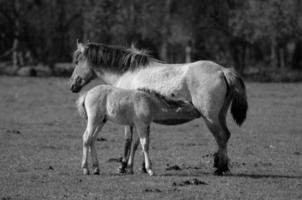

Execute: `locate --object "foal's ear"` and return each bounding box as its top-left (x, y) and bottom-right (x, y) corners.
top-left (77, 39), bottom-right (85, 52)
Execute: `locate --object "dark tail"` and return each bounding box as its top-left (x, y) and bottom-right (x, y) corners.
top-left (223, 68), bottom-right (248, 126)
top-left (77, 92), bottom-right (88, 120)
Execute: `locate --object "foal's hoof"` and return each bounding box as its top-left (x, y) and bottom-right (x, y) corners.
top-left (83, 168), bottom-right (90, 175)
top-left (147, 169), bottom-right (154, 176)
top-left (126, 168), bottom-right (134, 174)
top-left (117, 166), bottom-right (127, 174)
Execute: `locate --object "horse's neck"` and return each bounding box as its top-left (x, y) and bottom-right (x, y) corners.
top-left (94, 62), bottom-right (160, 86)
top-left (95, 61), bottom-right (185, 88)
top-left (95, 70), bottom-right (122, 85)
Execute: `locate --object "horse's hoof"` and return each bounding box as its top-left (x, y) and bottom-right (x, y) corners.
top-left (214, 169), bottom-right (223, 176)
top-left (214, 168), bottom-right (230, 176)
top-left (213, 152), bottom-right (219, 168)
top-left (83, 168), bottom-right (90, 175)
top-left (93, 168), bottom-right (100, 175)
top-left (147, 169), bottom-right (154, 176)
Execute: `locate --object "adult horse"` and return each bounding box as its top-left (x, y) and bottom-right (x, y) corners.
top-left (70, 42), bottom-right (248, 175)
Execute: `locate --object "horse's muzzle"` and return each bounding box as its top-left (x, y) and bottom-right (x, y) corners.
top-left (70, 84), bottom-right (81, 93)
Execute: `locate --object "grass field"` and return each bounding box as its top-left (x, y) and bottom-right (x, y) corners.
top-left (0, 76), bottom-right (301, 200)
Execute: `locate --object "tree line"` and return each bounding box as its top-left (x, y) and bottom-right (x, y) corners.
top-left (1, 0), bottom-right (302, 75)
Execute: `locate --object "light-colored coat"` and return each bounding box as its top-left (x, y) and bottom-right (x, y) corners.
top-left (70, 42), bottom-right (248, 175)
top-left (77, 84), bottom-right (201, 176)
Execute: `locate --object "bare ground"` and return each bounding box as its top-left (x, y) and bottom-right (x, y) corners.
top-left (0, 77), bottom-right (301, 200)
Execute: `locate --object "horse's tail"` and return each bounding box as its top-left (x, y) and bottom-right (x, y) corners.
top-left (222, 68), bottom-right (248, 126)
top-left (77, 92), bottom-right (88, 120)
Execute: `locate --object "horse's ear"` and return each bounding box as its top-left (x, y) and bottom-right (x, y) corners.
top-left (77, 39), bottom-right (85, 52)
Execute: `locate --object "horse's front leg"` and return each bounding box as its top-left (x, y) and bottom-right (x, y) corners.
top-left (118, 126), bottom-right (133, 173)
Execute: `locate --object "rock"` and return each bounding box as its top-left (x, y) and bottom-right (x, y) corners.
top-left (34, 65), bottom-right (52, 77)
top-left (53, 63), bottom-right (73, 76)
top-left (17, 66), bottom-right (36, 77)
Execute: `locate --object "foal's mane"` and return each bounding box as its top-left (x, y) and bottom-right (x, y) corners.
top-left (74, 42), bottom-right (156, 74)
top-left (138, 88), bottom-right (186, 108)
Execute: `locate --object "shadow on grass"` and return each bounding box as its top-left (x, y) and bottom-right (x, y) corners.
top-left (224, 173), bottom-right (302, 179)
top-left (162, 171), bottom-right (302, 179)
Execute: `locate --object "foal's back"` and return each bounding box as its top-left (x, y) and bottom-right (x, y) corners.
top-left (85, 85), bottom-right (154, 125)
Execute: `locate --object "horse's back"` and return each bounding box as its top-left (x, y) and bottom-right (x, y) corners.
top-left (102, 88), bottom-right (152, 125)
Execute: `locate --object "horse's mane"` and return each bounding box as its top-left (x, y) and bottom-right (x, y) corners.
top-left (138, 88), bottom-right (187, 108)
top-left (73, 42), bottom-right (156, 74)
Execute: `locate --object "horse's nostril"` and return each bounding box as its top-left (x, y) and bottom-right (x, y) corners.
top-left (70, 84), bottom-right (76, 92)
top-left (70, 84), bottom-right (80, 93)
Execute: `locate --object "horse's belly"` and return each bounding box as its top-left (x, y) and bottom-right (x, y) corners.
top-left (153, 102), bottom-right (201, 125)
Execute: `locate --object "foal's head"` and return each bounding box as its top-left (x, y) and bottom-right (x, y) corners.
top-left (70, 42), bottom-right (96, 93)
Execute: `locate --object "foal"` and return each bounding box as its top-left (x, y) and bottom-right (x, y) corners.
top-left (77, 85), bottom-right (199, 176)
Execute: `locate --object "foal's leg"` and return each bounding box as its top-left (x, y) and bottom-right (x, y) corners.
top-left (82, 129), bottom-right (90, 175)
top-left (90, 124), bottom-right (104, 175)
top-left (127, 133), bottom-right (140, 174)
top-left (136, 124), bottom-right (154, 176)
top-left (118, 126), bottom-right (133, 173)
top-left (82, 118), bottom-right (103, 175)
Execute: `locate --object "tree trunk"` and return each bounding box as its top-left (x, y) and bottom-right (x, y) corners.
top-left (12, 0), bottom-right (21, 69)
top-left (279, 47), bottom-right (285, 69)
top-left (159, 0), bottom-right (171, 61)
top-left (12, 38), bottom-right (19, 68)
top-left (160, 41), bottom-right (168, 61)
top-left (230, 38), bottom-right (246, 74)
top-left (292, 40), bottom-right (302, 70)
top-left (185, 44), bottom-right (192, 63)
top-left (270, 37), bottom-right (277, 68)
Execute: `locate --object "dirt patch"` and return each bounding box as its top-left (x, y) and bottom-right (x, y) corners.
top-left (166, 164), bottom-right (182, 171)
top-left (5, 129), bottom-right (21, 134)
top-left (107, 157), bottom-right (123, 163)
top-left (143, 188), bottom-right (162, 193)
top-left (96, 137), bottom-right (107, 142)
top-left (172, 178), bottom-right (208, 187)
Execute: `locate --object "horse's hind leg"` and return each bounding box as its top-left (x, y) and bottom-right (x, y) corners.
top-left (205, 117), bottom-right (230, 175)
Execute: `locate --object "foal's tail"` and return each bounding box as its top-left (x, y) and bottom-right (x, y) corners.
top-left (77, 92), bottom-right (88, 120)
top-left (222, 68), bottom-right (248, 126)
